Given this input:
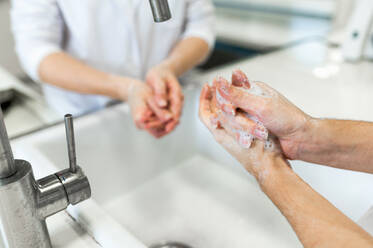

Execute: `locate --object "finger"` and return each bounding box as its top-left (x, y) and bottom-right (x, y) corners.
top-left (143, 113), bottom-right (157, 123)
top-left (144, 115), bottom-right (177, 131)
top-left (211, 79), bottom-right (269, 141)
top-left (167, 76), bottom-right (184, 119)
top-left (232, 69), bottom-right (251, 89)
top-left (211, 90), bottom-right (258, 147)
top-left (200, 85), bottom-right (252, 149)
top-left (236, 112), bottom-right (268, 140)
top-left (165, 119), bottom-right (179, 133)
top-left (212, 93), bottom-right (256, 147)
top-left (144, 119), bottom-right (164, 129)
top-left (132, 100), bottom-right (150, 129)
top-left (147, 97), bottom-right (172, 122)
top-left (147, 126), bottom-right (168, 139)
top-left (209, 118), bottom-right (247, 152)
top-left (144, 109), bottom-right (153, 119)
top-left (214, 112), bottom-right (255, 148)
top-left (216, 81), bottom-right (267, 117)
top-left (147, 118), bottom-right (179, 137)
top-left (214, 77), bottom-right (236, 115)
top-left (199, 84), bottom-right (213, 126)
top-left (216, 111), bottom-right (267, 140)
top-left (147, 77), bottom-right (168, 107)
top-left (199, 84), bottom-right (220, 128)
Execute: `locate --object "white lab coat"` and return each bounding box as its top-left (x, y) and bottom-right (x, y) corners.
top-left (11, 0), bottom-right (215, 115)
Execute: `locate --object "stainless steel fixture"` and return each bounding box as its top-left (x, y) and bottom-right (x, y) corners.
top-left (149, 0), bottom-right (171, 22)
top-left (0, 111), bottom-right (91, 248)
top-left (150, 242), bottom-right (194, 248)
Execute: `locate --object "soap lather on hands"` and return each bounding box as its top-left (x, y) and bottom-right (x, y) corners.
top-left (200, 70), bottom-right (373, 248)
top-left (203, 69), bottom-right (310, 160)
top-left (212, 71), bottom-right (270, 148)
top-left (207, 70), bottom-right (274, 149)
top-left (199, 70), bottom-right (285, 178)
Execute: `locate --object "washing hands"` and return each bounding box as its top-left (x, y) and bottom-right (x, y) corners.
top-left (127, 63), bottom-right (184, 138)
top-left (200, 70), bottom-right (373, 248)
top-left (199, 69), bottom-right (309, 180)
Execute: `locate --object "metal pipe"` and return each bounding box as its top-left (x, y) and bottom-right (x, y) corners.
top-left (0, 160), bottom-right (53, 248)
top-left (149, 0), bottom-right (171, 22)
top-left (0, 109), bottom-right (16, 179)
top-left (64, 114), bottom-right (77, 173)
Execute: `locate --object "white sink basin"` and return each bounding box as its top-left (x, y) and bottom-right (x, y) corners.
top-left (11, 88), bottom-right (299, 247)
top-left (11, 87), bottom-right (373, 248)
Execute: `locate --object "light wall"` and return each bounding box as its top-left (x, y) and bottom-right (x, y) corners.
top-left (0, 0), bottom-right (24, 77)
top-left (0, 0), bottom-right (337, 78)
top-left (213, 0), bottom-right (336, 18)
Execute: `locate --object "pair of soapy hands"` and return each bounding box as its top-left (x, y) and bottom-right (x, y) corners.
top-left (128, 65), bottom-right (309, 177)
top-left (127, 63), bottom-right (184, 138)
top-left (199, 70), bottom-right (310, 178)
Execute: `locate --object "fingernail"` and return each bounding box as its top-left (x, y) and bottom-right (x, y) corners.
top-left (253, 127), bottom-right (268, 140)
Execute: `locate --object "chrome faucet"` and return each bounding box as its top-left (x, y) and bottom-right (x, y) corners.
top-left (149, 0), bottom-right (171, 22)
top-left (0, 110), bottom-right (91, 248)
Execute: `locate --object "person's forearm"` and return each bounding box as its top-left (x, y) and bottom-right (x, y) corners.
top-left (38, 52), bottom-right (134, 100)
top-left (295, 118), bottom-right (373, 173)
top-left (259, 159), bottom-right (373, 248)
top-left (162, 37), bottom-right (209, 77)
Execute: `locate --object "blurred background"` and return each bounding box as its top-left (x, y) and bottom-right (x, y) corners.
top-left (0, 0), bottom-right (343, 138)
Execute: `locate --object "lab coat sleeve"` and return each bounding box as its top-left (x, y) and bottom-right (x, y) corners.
top-left (10, 0), bottom-right (64, 81)
top-left (181, 0), bottom-right (216, 50)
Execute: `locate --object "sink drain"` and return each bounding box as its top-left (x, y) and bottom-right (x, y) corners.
top-left (149, 242), bottom-right (194, 248)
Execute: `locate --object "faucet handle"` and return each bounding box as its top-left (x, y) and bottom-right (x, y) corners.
top-left (64, 114), bottom-right (77, 173)
top-left (55, 114), bottom-right (91, 205)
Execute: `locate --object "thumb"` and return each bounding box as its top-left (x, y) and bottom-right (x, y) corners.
top-left (232, 69), bottom-right (251, 89)
top-left (147, 76), bottom-right (168, 108)
top-left (132, 100), bottom-right (149, 129)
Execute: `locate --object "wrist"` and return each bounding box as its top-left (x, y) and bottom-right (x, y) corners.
top-left (292, 117), bottom-right (321, 160)
top-left (159, 59), bottom-right (180, 77)
top-left (255, 155), bottom-right (293, 189)
top-left (107, 75), bottom-right (138, 101)
top-left (248, 154), bottom-right (291, 185)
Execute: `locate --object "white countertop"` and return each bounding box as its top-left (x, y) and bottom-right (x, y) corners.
top-left (0, 67), bottom-right (37, 98)
top-left (215, 8), bottom-right (331, 50)
top-left (0, 66), bottom-right (60, 138)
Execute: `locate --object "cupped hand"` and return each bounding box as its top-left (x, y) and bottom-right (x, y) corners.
top-left (199, 84), bottom-right (288, 180)
top-left (126, 80), bottom-right (173, 138)
top-left (215, 70), bottom-right (311, 159)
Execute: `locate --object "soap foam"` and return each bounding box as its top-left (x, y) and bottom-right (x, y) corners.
top-left (216, 88), bottom-right (231, 107)
top-left (235, 130), bottom-right (254, 149)
top-left (237, 82), bottom-right (269, 98)
top-left (213, 76), bottom-right (272, 150)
